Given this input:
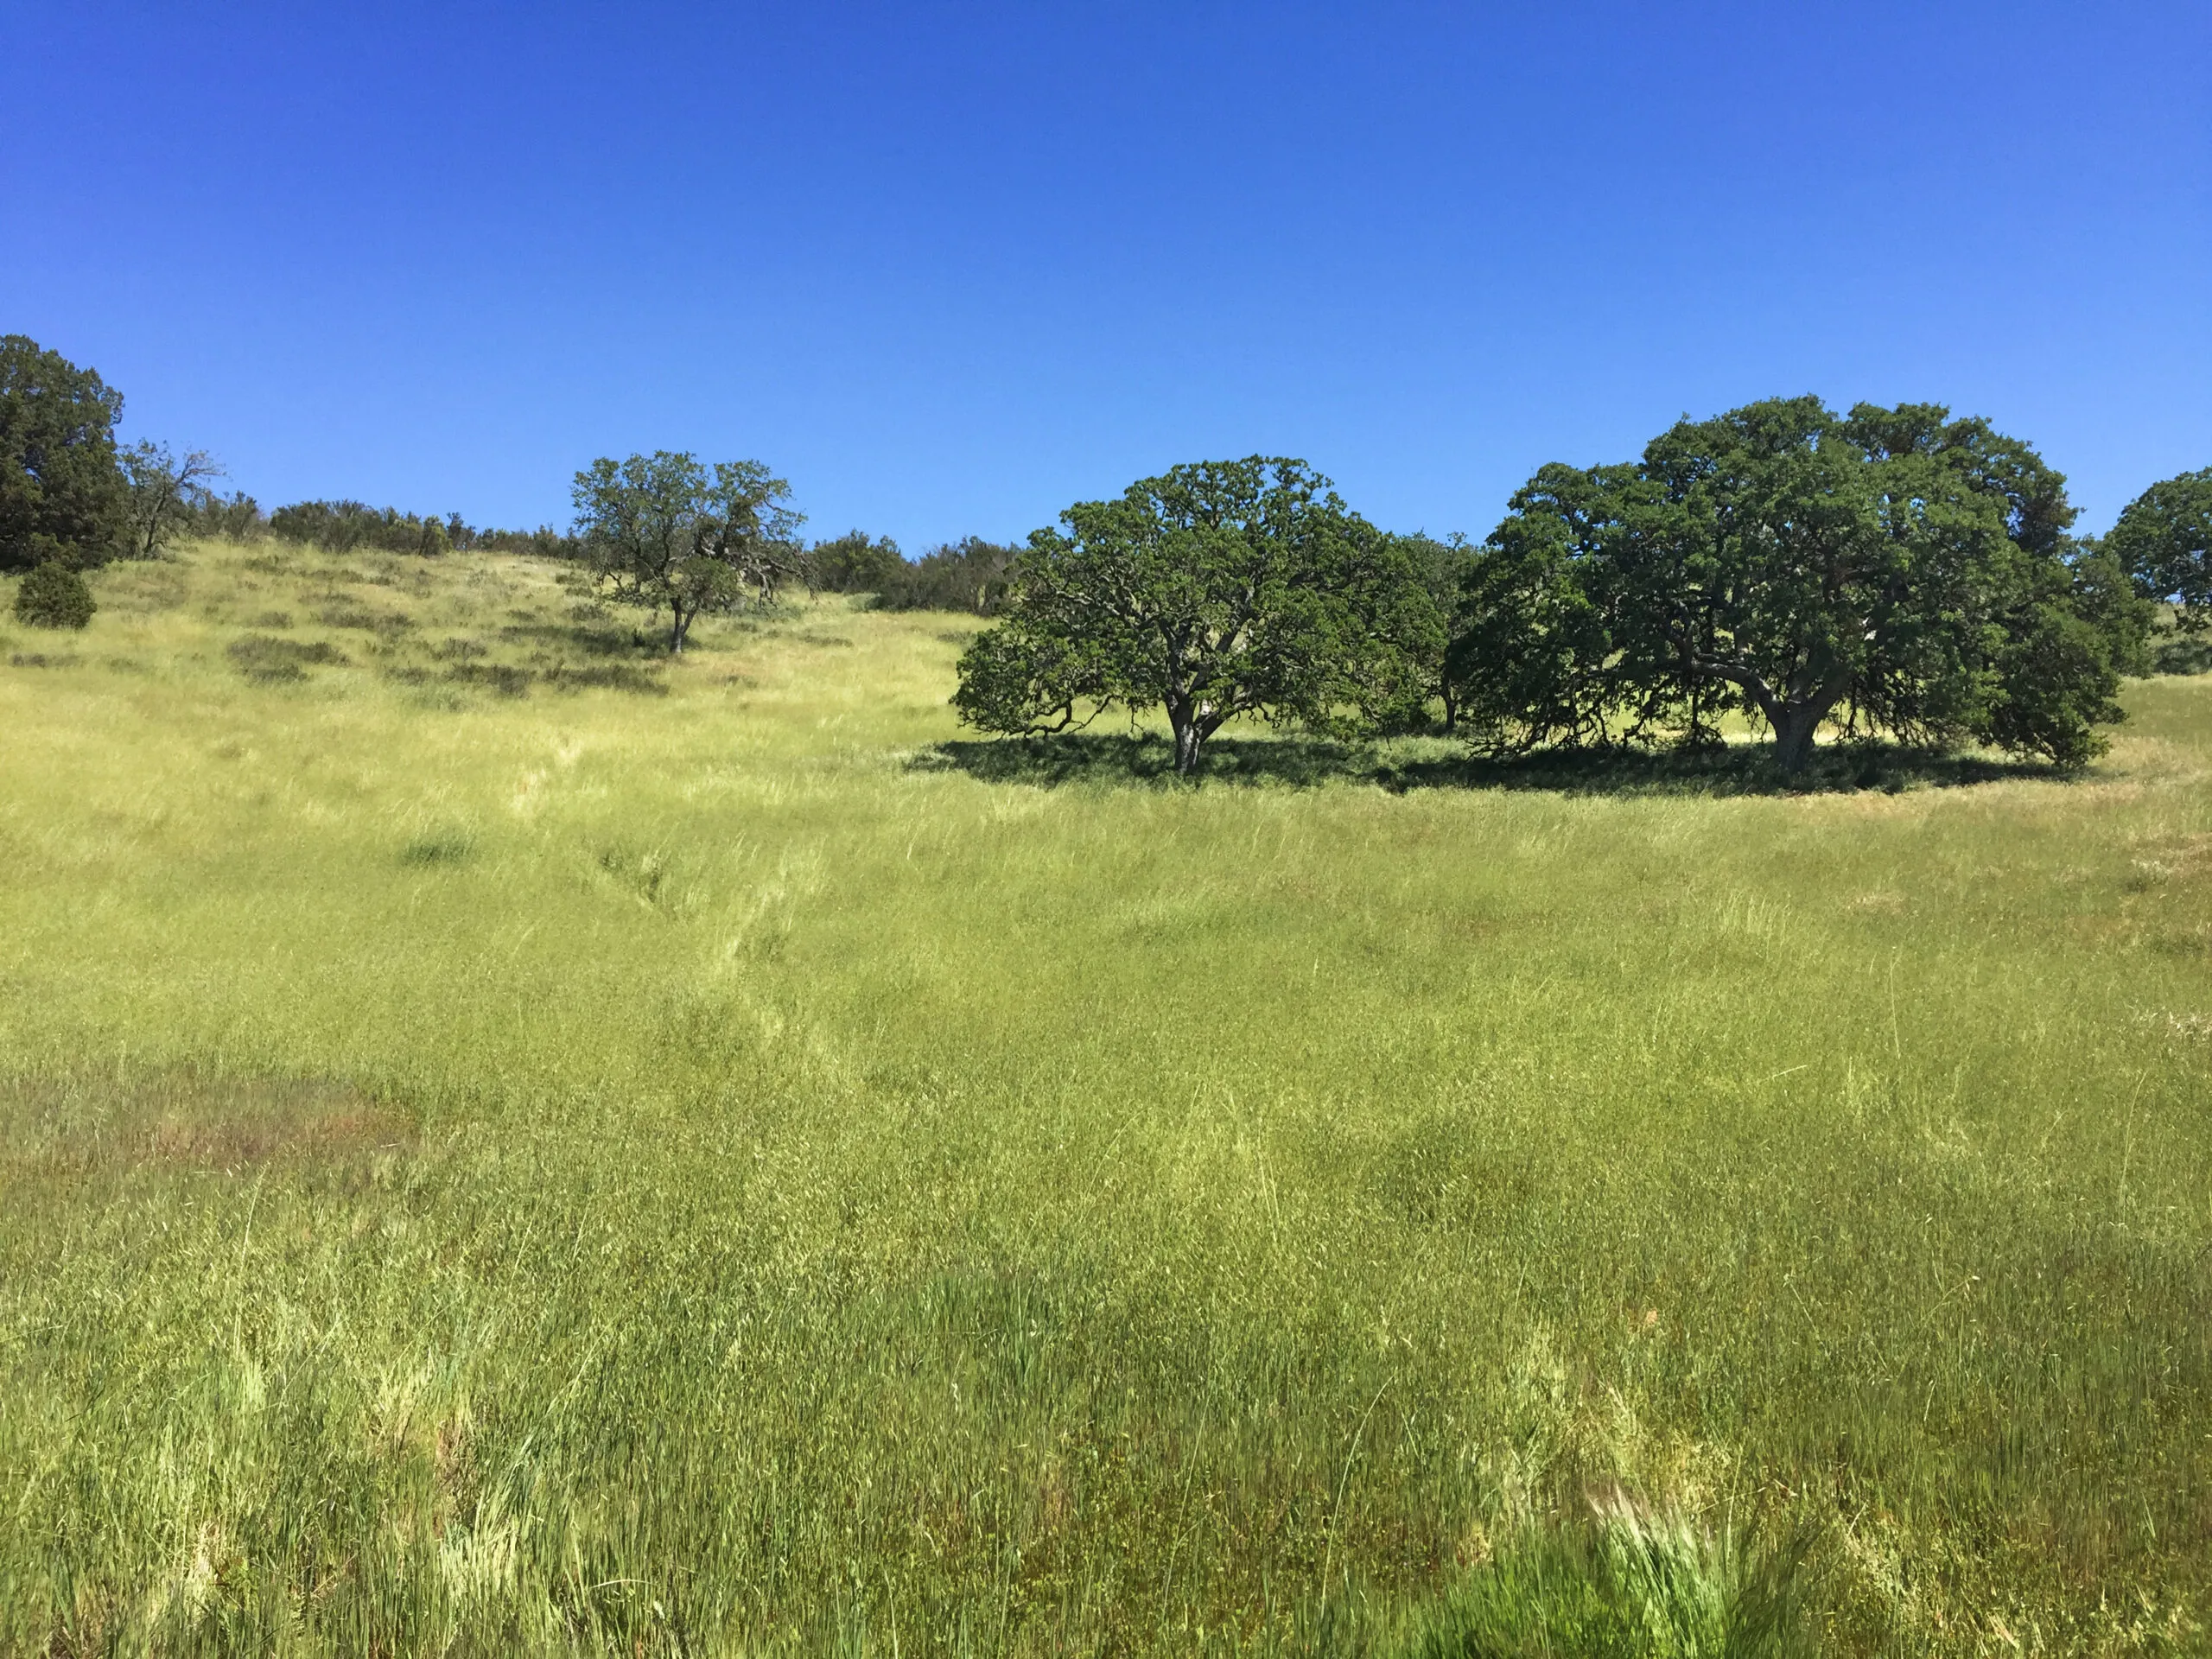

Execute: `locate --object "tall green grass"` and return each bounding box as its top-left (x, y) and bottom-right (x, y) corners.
top-left (1, 540), bottom-right (2208, 1654)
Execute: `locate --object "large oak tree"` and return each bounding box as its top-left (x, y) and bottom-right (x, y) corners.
top-left (1453, 397), bottom-right (2146, 771)
top-left (954, 457), bottom-right (1443, 776)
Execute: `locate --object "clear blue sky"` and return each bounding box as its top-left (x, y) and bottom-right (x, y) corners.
top-left (4, 1), bottom-right (2206, 548)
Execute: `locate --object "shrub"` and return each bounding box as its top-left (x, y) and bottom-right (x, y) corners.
top-left (14, 561), bottom-right (96, 629)
top-left (226, 634), bottom-right (347, 682)
top-left (188, 490), bottom-right (270, 541)
top-left (875, 537), bottom-right (1020, 613)
top-left (442, 661), bottom-right (533, 696)
top-left (476, 525), bottom-right (583, 559)
top-left (806, 530), bottom-right (906, 595)
top-left (270, 499), bottom-right (461, 556)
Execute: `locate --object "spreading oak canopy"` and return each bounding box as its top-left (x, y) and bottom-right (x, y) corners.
top-left (1449, 397), bottom-right (2147, 771)
top-left (954, 458), bottom-right (1444, 775)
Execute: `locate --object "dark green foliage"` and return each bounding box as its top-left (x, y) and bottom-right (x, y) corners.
top-left (270, 499), bottom-right (459, 556)
top-left (188, 490), bottom-right (271, 542)
top-left (474, 524), bottom-right (582, 559)
top-left (0, 334), bottom-right (128, 571)
top-left (1390, 531), bottom-right (1478, 731)
top-left (2149, 628), bottom-right (2212, 677)
top-left (13, 561), bottom-right (96, 629)
top-left (955, 457), bottom-right (1446, 775)
top-left (1980, 544), bottom-right (2147, 765)
top-left (205, 495), bottom-right (574, 559)
top-left (2106, 466), bottom-right (2212, 629)
top-left (1453, 397), bottom-right (2149, 771)
top-left (805, 529), bottom-right (907, 595)
top-left (1448, 466), bottom-right (1631, 752)
top-left (572, 453), bottom-right (805, 653)
top-left (807, 533), bottom-right (1020, 613)
top-left (876, 537), bottom-right (1020, 613)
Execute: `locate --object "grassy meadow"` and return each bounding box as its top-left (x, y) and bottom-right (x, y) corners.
top-left (3, 537), bottom-right (2209, 1655)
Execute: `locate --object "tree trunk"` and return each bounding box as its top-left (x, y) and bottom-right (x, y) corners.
top-left (1770, 704), bottom-right (1821, 772)
top-left (670, 607), bottom-right (689, 654)
top-left (1173, 717), bottom-right (1205, 777)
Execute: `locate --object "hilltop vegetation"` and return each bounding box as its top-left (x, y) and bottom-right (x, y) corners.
top-left (12, 334), bottom-right (2205, 783)
top-left (3, 535), bottom-right (2210, 1653)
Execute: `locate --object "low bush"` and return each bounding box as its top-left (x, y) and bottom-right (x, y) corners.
top-left (475, 524), bottom-right (583, 560)
top-left (13, 562), bottom-right (96, 629)
top-left (225, 634), bottom-right (347, 682)
top-left (442, 661), bottom-right (533, 696)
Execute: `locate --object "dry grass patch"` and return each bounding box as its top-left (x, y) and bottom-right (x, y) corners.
top-left (3, 1070), bottom-right (413, 1179)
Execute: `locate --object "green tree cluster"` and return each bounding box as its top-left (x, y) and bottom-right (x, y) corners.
top-left (876, 537), bottom-right (1021, 614)
top-left (225, 494), bottom-right (575, 557)
top-left (270, 499), bottom-right (464, 556)
top-left (956, 404), bottom-right (2164, 777)
top-left (185, 489), bottom-right (270, 543)
top-left (804, 532), bottom-right (1023, 613)
top-left (4, 330), bottom-right (2191, 764)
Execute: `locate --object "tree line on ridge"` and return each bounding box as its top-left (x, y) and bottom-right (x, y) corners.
top-left (7, 332), bottom-right (2209, 775)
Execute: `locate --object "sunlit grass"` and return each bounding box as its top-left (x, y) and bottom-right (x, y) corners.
top-left (2, 539), bottom-right (2209, 1654)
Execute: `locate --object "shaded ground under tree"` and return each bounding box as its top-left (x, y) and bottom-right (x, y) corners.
top-left (917, 731), bottom-right (2060, 796)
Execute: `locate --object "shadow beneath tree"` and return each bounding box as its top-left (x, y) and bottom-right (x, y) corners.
top-left (914, 732), bottom-right (2063, 796)
top-left (2150, 634), bottom-right (2212, 677)
top-left (496, 615), bottom-right (671, 661)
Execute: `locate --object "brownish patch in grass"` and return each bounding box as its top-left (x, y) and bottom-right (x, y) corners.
top-left (3, 1071), bottom-right (414, 1178)
top-left (2124, 829), bottom-right (2212, 889)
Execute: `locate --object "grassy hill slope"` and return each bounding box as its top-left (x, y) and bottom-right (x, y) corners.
top-left (3, 539), bottom-right (2209, 1654)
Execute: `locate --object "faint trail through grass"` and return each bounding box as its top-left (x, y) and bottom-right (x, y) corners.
top-left (0, 541), bottom-right (2208, 1653)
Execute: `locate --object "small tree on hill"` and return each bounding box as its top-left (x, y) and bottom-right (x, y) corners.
top-left (1, 335), bottom-right (128, 572)
top-left (954, 457), bottom-right (1445, 775)
top-left (572, 452), bottom-right (805, 652)
top-left (1453, 397), bottom-right (2147, 771)
top-left (2107, 467), bottom-right (2212, 629)
top-left (15, 561), bottom-right (96, 628)
top-left (120, 442), bottom-right (225, 559)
